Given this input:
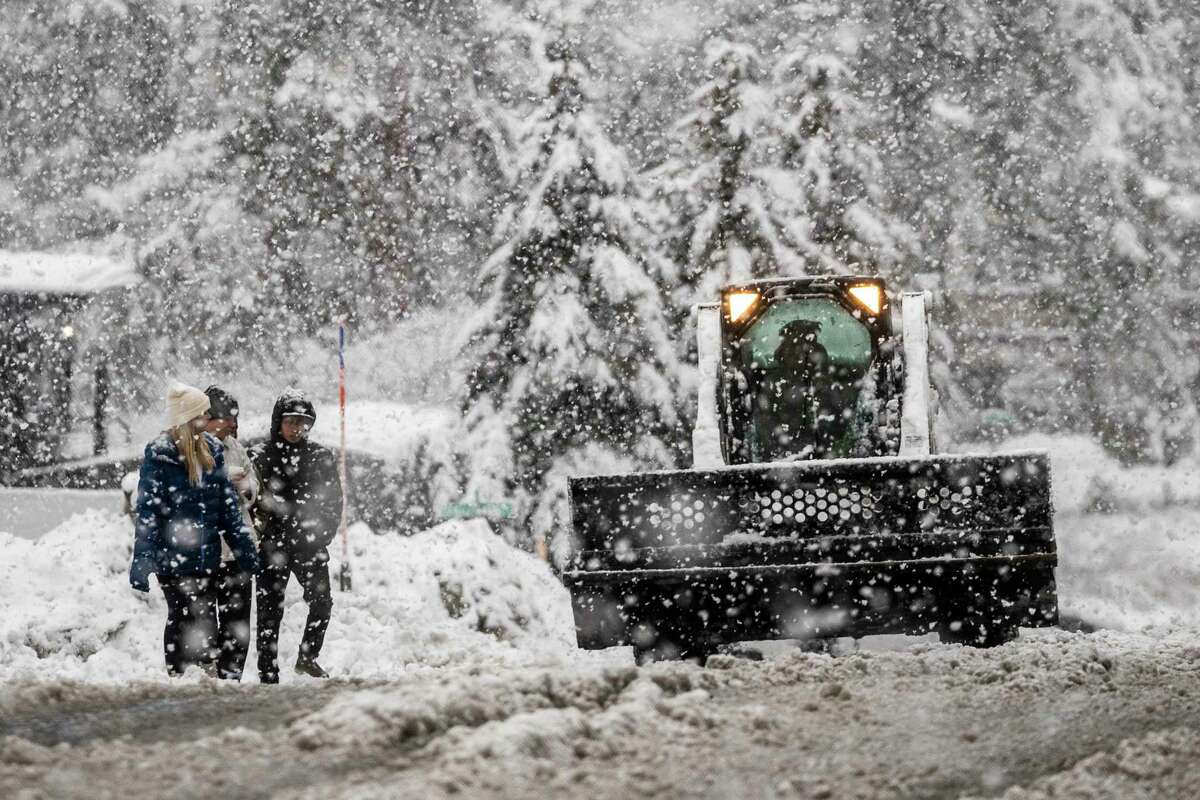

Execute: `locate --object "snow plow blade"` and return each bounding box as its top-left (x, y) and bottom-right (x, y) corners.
top-left (562, 452), bottom-right (1057, 657)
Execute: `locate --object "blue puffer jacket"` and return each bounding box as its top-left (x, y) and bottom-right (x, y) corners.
top-left (129, 432), bottom-right (261, 590)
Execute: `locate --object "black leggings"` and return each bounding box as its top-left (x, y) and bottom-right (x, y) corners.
top-left (158, 575), bottom-right (218, 676)
top-left (215, 561), bottom-right (254, 681)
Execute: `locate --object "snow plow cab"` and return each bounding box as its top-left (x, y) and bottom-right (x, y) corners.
top-left (561, 276), bottom-right (1058, 661)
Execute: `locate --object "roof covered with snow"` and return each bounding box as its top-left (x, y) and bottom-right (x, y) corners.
top-left (0, 250), bottom-right (139, 295)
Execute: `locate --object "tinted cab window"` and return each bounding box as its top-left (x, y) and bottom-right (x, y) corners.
top-left (736, 298), bottom-right (874, 461)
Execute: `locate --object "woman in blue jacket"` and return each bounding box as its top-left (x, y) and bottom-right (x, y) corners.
top-left (129, 383), bottom-right (261, 677)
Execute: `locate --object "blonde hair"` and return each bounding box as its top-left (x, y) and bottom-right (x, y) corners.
top-left (170, 423), bottom-right (215, 486)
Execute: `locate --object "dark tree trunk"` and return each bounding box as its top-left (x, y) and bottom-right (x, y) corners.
top-left (93, 361), bottom-right (109, 456)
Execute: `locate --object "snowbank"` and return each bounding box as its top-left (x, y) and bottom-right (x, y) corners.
top-left (1056, 507), bottom-right (1200, 631)
top-left (986, 433), bottom-right (1200, 515)
top-left (977, 433), bottom-right (1200, 632)
top-left (48, 398), bottom-right (456, 482)
top-left (4, 431), bottom-right (1200, 686)
top-left (0, 511), bottom-right (160, 682)
top-left (316, 519), bottom-right (579, 676)
top-left (0, 512), bottom-right (585, 685)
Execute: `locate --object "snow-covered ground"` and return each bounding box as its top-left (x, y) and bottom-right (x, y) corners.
top-left (3, 435), bottom-right (1200, 798)
top-left (973, 433), bottom-right (1200, 631)
top-left (4, 500), bottom-right (1195, 687)
top-left (3, 433), bottom-right (1197, 687)
top-left (0, 516), bottom-right (592, 687)
top-left (4, 626), bottom-right (1200, 799)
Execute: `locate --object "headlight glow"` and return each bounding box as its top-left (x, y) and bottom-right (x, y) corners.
top-left (725, 290), bottom-right (760, 324)
top-left (847, 284), bottom-right (883, 316)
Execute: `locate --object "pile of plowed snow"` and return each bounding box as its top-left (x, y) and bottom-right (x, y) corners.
top-left (979, 433), bottom-right (1200, 515)
top-left (288, 664), bottom-right (710, 757)
top-left (958, 434), bottom-right (1200, 632)
top-left (1055, 508), bottom-right (1200, 631)
top-left (0, 512), bottom-right (582, 684)
top-left (4, 433), bottom-right (1200, 684)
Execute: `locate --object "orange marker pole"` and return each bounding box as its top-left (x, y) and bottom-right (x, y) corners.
top-left (338, 319), bottom-right (352, 591)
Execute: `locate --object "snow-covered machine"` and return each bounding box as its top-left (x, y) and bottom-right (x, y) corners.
top-left (561, 276), bottom-right (1059, 661)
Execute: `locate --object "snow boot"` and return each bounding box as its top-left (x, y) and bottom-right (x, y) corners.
top-left (295, 658), bottom-right (329, 679)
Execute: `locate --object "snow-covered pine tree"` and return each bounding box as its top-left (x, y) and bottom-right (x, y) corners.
top-left (1053, 0), bottom-right (1200, 463)
top-left (458, 22), bottom-right (683, 556)
top-left (771, 48), bottom-right (914, 280)
top-left (656, 39), bottom-right (788, 310)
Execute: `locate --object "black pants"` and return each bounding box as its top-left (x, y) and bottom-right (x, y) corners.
top-left (256, 545), bottom-right (332, 682)
top-left (158, 575), bottom-right (218, 677)
top-left (215, 561), bottom-right (254, 681)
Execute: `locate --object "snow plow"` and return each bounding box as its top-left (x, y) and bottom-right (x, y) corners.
top-left (560, 276), bottom-right (1058, 661)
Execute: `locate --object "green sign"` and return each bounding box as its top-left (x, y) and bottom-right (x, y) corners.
top-left (439, 491), bottom-right (517, 521)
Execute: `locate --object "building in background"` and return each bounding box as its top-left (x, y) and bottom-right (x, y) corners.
top-left (0, 251), bottom-right (138, 471)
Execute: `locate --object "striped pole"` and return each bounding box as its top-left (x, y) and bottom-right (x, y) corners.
top-left (338, 319), bottom-right (352, 591)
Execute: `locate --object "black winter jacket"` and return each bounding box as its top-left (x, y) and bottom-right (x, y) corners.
top-left (249, 392), bottom-right (342, 558)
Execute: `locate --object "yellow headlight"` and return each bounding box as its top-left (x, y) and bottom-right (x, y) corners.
top-left (848, 284), bottom-right (883, 316)
top-left (726, 290), bottom-right (760, 324)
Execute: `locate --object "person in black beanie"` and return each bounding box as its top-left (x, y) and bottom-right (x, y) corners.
top-left (204, 385), bottom-right (259, 681)
top-left (249, 389), bottom-right (341, 682)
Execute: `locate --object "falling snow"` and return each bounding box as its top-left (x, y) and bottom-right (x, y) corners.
top-left (4, 1), bottom-right (1200, 797)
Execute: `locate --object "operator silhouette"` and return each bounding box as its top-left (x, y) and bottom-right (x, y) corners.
top-left (773, 320), bottom-right (829, 399)
top-left (755, 319), bottom-right (830, 459)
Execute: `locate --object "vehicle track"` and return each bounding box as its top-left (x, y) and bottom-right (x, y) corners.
top-left (0, 681), bottom-right (357, 748)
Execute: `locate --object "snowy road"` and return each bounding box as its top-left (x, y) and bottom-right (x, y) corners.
top-left (5, 628), bottom-right (1200, 799)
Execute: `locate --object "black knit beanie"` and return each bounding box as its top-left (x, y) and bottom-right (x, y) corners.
top-left (204, 385), bottom-right (239, 420)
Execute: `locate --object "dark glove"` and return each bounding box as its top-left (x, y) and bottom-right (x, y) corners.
top-left (129, 559), bottom-right (152, 593)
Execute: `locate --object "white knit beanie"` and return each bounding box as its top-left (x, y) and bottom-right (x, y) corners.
top-left (166, 381), bottom-right (211, 429)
